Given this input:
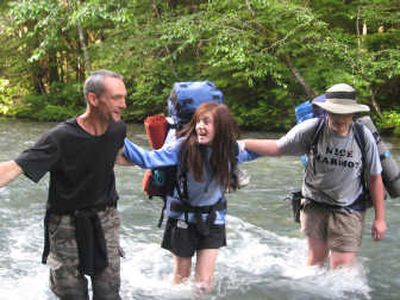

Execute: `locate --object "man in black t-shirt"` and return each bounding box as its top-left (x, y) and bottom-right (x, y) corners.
top-left (0, 70), bottom-right (127, 299)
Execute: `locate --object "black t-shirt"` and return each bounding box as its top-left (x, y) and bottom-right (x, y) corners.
top-left (15, 119), bottom-right (126, 213)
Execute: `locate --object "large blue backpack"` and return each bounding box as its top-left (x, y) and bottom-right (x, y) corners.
top-left (167, 81), bottom-right (224, 129)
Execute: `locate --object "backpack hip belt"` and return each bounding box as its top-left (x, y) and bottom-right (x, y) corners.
top-left (170, 199), bottom-right (226, 236)
top-left (170, 199), bottom-right (226, 214)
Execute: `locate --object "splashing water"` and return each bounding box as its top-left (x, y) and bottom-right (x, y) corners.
top-left (0, 203), bottom-right (372, 300)
top-left (116, 216), bottom-right (372, 300)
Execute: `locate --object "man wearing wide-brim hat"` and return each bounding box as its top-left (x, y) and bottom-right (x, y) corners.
top-left (242, 83), bottom-right (386, 269)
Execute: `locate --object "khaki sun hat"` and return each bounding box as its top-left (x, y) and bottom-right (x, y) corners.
top-left (313, 83), bottom-right (370, 114)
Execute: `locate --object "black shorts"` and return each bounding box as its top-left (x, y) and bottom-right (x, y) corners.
top-left (161, 218), bottom-right (226, 257)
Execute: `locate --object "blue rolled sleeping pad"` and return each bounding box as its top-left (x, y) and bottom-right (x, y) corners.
top-left (295, 95), bottom-right (326, 124)
top-left (295, 101), bottom-right (314, 124)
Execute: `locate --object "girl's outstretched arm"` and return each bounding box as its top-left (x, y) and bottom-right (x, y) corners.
top-left (123, 138), bottom-right (179, 169)
top-left (115, 148), bottom-right (133, 166)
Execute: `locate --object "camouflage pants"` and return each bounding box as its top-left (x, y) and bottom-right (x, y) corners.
top-left (46, 207), bottom-right (121, 300)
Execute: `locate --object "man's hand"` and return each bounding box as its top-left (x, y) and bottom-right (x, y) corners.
top-left (115, 148), bottom-right (133, 166)
top-left (371, 219), bottom-right (387, 241)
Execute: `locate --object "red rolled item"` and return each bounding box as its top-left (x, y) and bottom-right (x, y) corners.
top-left (144, 114), bottom-right (168, 149)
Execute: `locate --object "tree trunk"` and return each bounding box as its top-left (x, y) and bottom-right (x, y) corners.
top-left (281, 54), bottom-right (316, 99)
top-left (68, 0), bottom-right (91, 74)
top-left (356, 9), bottom-right (382, 115)
top-left (77, 20), bottom-right (91, 73)
top-left (152, 0), bottom-right (178, 79)
top-left (370, 87), bottom-right (382, 116)
top-left (48, 51), bottom-right (60, 84)
top-left (32, 66), bottom-right (46, 94)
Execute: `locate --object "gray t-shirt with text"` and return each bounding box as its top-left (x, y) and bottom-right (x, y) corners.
top-left (277, 118), bottom-right (382, 206)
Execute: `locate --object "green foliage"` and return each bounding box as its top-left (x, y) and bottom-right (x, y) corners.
top-left (47, 82), bottom-right (83, 109)
top-left (14, 83), bottom-right (83, 121)
top-left (15, 102), bottom-right (77, 122)
top-left (0, 78), bottom-right (29, 116)
top-left (231, 87), bottom-right (294, 130)
top-left (309, 0), bottom-right (400, 111)
top-left (375, 110), bottom-right (400, 136)
top-left (0, 79), bottom-right (14, 115)
top-left (0, 0), bottom-right (399, 132)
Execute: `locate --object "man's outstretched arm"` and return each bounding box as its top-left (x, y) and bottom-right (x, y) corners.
top-left (0, 160), bottom-right (23, 187)
top-left (242, 139), bottom-right (281, 156)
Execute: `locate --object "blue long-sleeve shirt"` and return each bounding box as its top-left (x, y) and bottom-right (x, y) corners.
top-left (124, 137), bottom-right (258, 224)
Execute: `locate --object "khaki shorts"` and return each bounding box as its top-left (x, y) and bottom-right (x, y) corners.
top-left (300, 200), bottom-right (366, 252)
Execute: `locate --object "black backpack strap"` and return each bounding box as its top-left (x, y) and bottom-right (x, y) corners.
top-left (353, 122), bottom-right (366, 158)
top-left (309, 117), bottom-right (326, 175)
top-left (229, 142), bottom-right (240, 190)
top-left (167, 122), bottom-right (177, 130)
top-left (175, 163), bottom-right (189, 203)
top-left (156, 198), bottom-right (167, 228)
top-left (346, 122), bottom-right (373, 210)
top-left (353, 122), bottom-right (368, 191)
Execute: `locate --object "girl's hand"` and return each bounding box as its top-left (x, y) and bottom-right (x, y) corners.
top-left (237, 140), bottom-right (245, 151)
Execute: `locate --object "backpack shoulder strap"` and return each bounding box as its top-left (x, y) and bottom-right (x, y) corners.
top-left (235, 141), bottom-right (239, 157)
top-left (309, 117), bottom-right (325, 152)
top-left (175, 159), bottom-right (189, 203)
top-left (353, 122), bottom-right (366, 156)
top-left (229, 142), bottom-right (240, 190)
top-left (308, 117), bottom-right (325, 174)
top-left (353, 122), bottom-right (368, 190)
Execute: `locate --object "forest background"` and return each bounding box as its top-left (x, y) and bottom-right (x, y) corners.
top-left (0, 0), bottom-right (399, 134)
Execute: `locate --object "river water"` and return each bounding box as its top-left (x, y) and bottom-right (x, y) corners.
top-left (0, 119), bottom-right (399, 300)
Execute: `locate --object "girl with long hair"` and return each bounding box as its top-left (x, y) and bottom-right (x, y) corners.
top-left (122, 102), bottom-right (257, 292)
